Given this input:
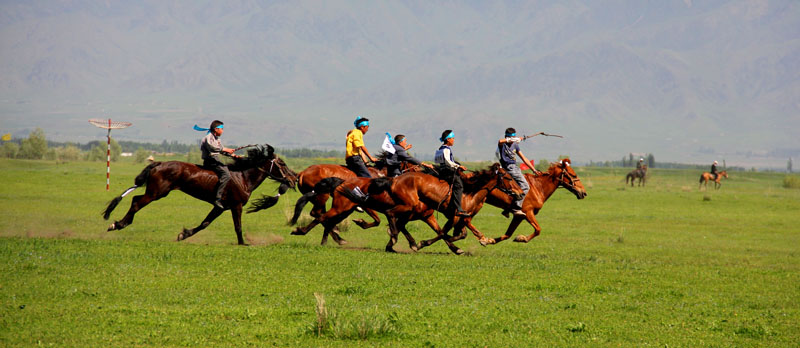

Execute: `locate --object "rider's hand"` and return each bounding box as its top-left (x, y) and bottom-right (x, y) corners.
top-left (506, 137), bottom-right (521, 143)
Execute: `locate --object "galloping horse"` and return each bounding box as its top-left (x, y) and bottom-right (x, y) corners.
top-left (282, 159), bottom-right (422, 229)
top-left (699, 170), bottom-right (727, 190)
top-left (441, 159), bottom-right (587, 245)
top-left (290, 164), bottom-right (522, 254)
top-left (626, 165), bottom-right (647, 187)
top-left (103, 145), bottom-right (297, 245)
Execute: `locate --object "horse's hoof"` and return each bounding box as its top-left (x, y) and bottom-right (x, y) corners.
top-left (513, 235), bottom-right (528, 243)
top-left (410, 244), bottom-right (419, 252)
top-left (290, 229), bottom-right (303, 235)
top-left (336, 239), bottom-right (348, 246)
top-left (107, 222), bottom-right (116, 231)
top-left (488, 238), bottom-right (497, 244)
top-left (454, 249), bottom-right (465, 255)
top-left (479, 238), bottom-right (489, 246)
top-left (176, 233), bottom-right (184, 241)
top-left (385, 247), bottom-right (397, 253)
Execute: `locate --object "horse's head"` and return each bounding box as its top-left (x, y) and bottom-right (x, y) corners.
top-left (548, 158), bottom-right (587, 199)
top-left (250, 144), bottom-right (298, 191)
top-left (720, 171), bottom-right (728, 179)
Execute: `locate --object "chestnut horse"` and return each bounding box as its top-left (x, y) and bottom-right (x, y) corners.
top-left (626, 165), bottom-right (647, 187)
top-left (699, 170), bottom-right (727, 190)
top-left (290, 164), bottom-right (523, 254)
top-left (102, 145), bottom-right (297, 245)
top-left (286, 159), bottom-right (422, 229)
top-left (440, 159), bottom-right (587, 245)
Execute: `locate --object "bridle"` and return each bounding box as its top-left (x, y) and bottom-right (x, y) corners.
top-left (557, 167), bottom-right (582, 193)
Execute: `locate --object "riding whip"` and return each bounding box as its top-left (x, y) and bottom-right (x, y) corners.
top-left (522, 132), bottom-right (564, 140)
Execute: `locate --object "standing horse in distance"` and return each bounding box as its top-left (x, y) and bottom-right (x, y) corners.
top-left (699, 170), bottom-right (727, 190)
top-left (103, 144), bottom-right (297, 245)
top-left (626, 165), bottom-right (647, 187)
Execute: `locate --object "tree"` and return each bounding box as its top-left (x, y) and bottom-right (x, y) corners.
top-left (18, 128), bottom-right (47, 159)
top-left (535, 159), bottom-right (550, 172)
top-left (628, 153), bottom-right (634, 167)
top-left (186, 147), bottom-right (202, 164)
top-left (789, 157), bottom-right (793, 173)
top-left (1, 142), bottom-right (19, 158)
top-left (133, 148), bottom-right (150, 163)
top-left (58, 144), bottom-right (82, 162)
top-left (647, 153), bottom-right (655, 168)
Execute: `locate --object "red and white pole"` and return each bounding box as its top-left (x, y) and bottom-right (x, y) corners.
top-left (106, 118), bottom-right (111, 191)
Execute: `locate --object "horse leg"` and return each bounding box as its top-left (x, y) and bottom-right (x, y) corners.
top-left (384, 216), bottom-right (401, 253)
top-left (108, 191), bottom-right (162, 231)
top-left (177, 207), bottom-right (224, 241)
top-left (231, 205), bottom-right (246, 245)
top-left (291, 217), bottom-right (320, 235)
top-left (489, 215), bottom-right (526, 244)
top-left (310, 193), bottom-right (329, 218)
top-left (329, 225), bottom-right (348, 245)
top-left (352, 208), bottom-right (381, 229)
top-left (514, 212), bottom-right (542, 243)
top-left (418, 216), bottom-right (450, 250)
top-left (394, 218), bottom-right (420, 252)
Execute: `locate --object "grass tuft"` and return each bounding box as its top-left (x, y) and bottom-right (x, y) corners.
top-left (567, 322), bottom-right (586, 333)
top-left (783, 176), bottom-right (800, 189)
top-left (307, 293), bottom-right (400, 340)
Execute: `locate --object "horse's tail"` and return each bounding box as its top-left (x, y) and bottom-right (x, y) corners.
top-left (246, 179), bottom-right (295, 215)
top-left (337, 177), bottom-right (392, 205)
top-left (626, 173), bottom-right (632, 184)
top-left (699, 174), bottom-right (704, 183)
top-left (289, 177), bottom-right (345, 225)
top-left (102, 162), bottom-right (160, 220)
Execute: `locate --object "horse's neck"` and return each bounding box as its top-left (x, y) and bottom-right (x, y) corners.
top-left (533, 174), bottom-right (560, 202)
top-left (460, 175), bottom-right (501, 210)
top-left (239, 166), bottom-right (269, 193)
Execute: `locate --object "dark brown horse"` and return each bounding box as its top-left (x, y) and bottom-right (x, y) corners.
top-left (626, 165), bottom-right (647, 187)
top-left (102, 145), bottom-right (298, 245)
top-left (290, 164), bottom-right (523, 254)
top-left (442, 159), bottom-right (587, 245)
top-left (699, 170), bottom-right (727, 190)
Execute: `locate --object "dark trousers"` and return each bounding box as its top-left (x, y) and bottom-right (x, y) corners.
top-left (437, 165), bottom-right (465, 213)
top-left (204, 157), bottom-right (231, 201)
top-left (387, 165), bottom-right (402, 177)
top-left (346, 156), bottom-right (372, 178)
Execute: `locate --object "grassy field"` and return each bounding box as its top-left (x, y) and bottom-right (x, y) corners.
top-left (1, 158), bottom-right (798, 347)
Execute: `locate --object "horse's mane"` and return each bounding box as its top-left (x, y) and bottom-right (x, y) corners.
top-left (227, 145), bottom-right (275, 171)
top-left (372, 151), bottom-right (391, 169)
top-left (462, 164), bottom-right (502, 190)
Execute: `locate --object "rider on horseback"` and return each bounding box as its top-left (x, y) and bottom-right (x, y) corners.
top-left (197, 120), bottom-right (239, 209)
top-left (434, 130), bottom-right (470, 217)
top-left (346, 116), bottom-right (378, 178)
top-left (637, 158), bottom-right (644, 170)
top-left (711, 161), bottom-right (718, 180)
top-left (385, 134), bottom-right (433, 177)
top-left (498, 127), bottom-right (537, 217)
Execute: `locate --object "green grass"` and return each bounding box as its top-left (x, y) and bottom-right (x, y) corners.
top-left (1, 159), bottom-right (799, 347)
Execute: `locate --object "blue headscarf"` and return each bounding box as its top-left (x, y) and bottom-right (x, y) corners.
top-left (354, 116), bottom-right (369, 128)
top-left (193, 124), bottom-right (223, 133)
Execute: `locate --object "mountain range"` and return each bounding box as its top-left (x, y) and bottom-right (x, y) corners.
top-left (1, 0), bottom-right (798, 168)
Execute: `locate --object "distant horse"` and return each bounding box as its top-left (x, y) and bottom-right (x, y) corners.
top-left (103, 145), bottom-right (297, 245)
top-left (289, 164), bottom-right (523, 254)
top-left (441, 159), bottom-right (587, 245)
top-left (626, 165), bottom-right (647, 187)
top-left (699, 170), bottom-right (727, 190)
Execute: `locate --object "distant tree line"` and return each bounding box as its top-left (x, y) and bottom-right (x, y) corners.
top-left (0, 130), bottom-right (777, 171)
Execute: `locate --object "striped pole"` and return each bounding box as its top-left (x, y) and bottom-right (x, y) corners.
top-left (106, 119), bottom-right (111, 191)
